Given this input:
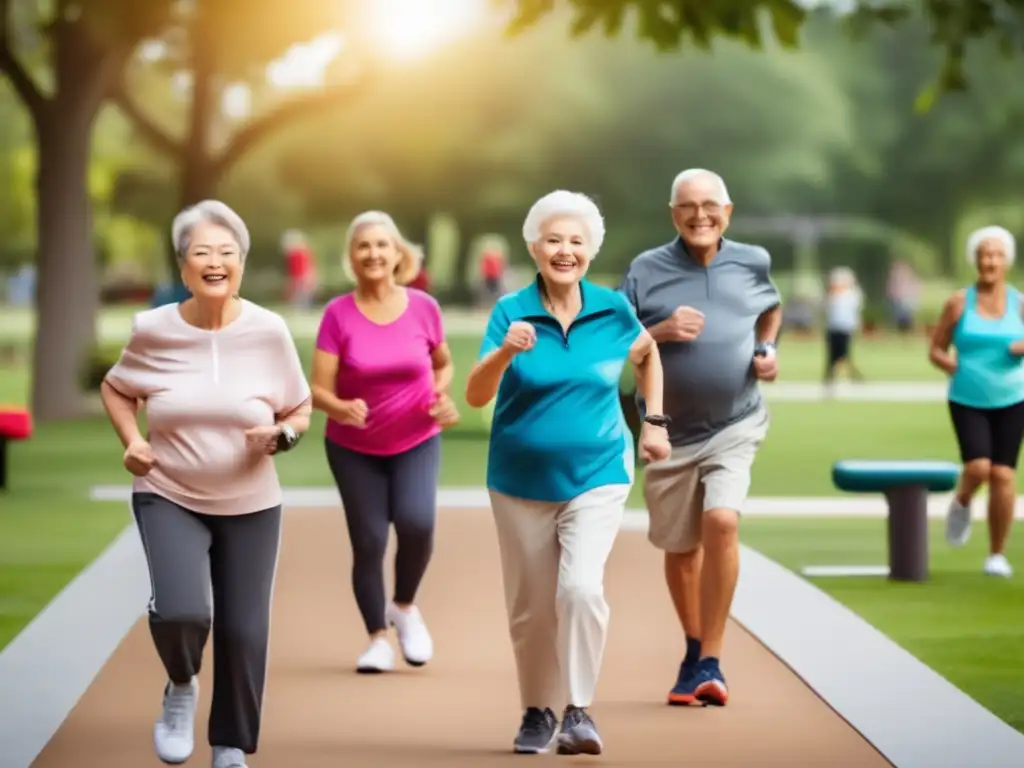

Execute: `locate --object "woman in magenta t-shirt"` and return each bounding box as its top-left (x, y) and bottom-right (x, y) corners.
top-left (311, 210), bottom-right (459, 674)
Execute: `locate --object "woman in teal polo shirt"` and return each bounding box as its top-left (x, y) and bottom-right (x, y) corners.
top-left (465, 190), bottom-right (671, 756)
top-left (929, 225), bottom-right (1024, 578)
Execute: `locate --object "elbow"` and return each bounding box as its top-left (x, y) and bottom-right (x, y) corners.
top-left (464, 372), bottom-right (491, 409)
top-left (465, 388), bottom-right (490, 410)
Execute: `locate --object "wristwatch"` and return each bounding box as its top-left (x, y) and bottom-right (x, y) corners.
top-left (754, 341), bottom-right (777, 359)
top-left (644, 414), bottom-right (672, 428)
top-left (275, 423), bottom-right (300, 454)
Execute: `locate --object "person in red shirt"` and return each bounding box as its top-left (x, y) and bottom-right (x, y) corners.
top-left (479, 247), bottom-right (506, 307)
top-left (282, 229), bottom-right (317, 310)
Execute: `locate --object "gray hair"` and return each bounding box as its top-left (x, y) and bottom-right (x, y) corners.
top-left (829, 266), bottom-right (857, 286)
top-left (966, 225), bottom-right (1016, 266)
top-left (344, 210), bottom-right (421, 286)
top-left (172, 200), bottom-right (251, 263)
top-left (522, 190), bottom-right (606, 257)
top-left (670, 168), bottom-right (732, 205)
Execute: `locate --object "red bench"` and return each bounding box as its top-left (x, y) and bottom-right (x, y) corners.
top-left (0, 408), bottom-right (32, 490)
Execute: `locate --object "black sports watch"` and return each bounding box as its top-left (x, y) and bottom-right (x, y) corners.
top-left (754, 341), bottom-right (777, 358)
top-left (643, 414), bottom-right (671, 428)
top-left (274, 423), bottom-right (300, 454)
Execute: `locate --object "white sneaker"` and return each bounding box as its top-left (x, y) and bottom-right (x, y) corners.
top-left (153, 678), bottom-right (198, 764)
top-left (212, 746), bottom-right (247, 768)
top-left (984, 554), bottom-right (1013, 578)
top-left (945, 497), bottom-right (972, 547)
top-left (386, 603), bottom-right (434, 667)
top-left (356, 636), bottom-right (395, 673)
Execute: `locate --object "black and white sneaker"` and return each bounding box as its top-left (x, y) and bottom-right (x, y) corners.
top-left (512, 707), bottom-right (558, 754)
top-left (556, 705), bottom-right (603, 755)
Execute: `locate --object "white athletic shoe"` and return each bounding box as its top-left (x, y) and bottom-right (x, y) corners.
top-left (984, 554), bottom-right (1013, 578)
top-left (387, 603), bottom-right (434, 667)
top-left (212, 746), bottom-right (247, 767)
top-left (356, 636), bottom-right (396, 673)
top-left (945, 497), bottom-right (972, 547)
top-left (153, 678), bottom-right (198, 764)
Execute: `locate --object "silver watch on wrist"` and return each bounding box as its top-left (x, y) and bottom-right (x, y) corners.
top-left (276, 423), bottom-right (299, 453)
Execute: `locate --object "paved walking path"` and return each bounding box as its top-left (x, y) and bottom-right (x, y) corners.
top-left (30, 508), bottom-right (886, 767)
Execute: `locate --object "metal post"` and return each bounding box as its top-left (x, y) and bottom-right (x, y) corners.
top-left (884, 485), bottom-right (929, 582)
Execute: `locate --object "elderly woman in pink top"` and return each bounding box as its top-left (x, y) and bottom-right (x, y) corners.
top-left (100, 200), bottom-right (311, 768)
top-left (311, 211), bottom-right (459, 674)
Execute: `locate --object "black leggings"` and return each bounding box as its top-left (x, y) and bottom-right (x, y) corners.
top-left (325, 435), bottom-right (441, 634)
top-left (949, 399), bottom-right (1024, 468)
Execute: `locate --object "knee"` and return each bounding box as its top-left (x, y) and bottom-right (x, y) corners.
top-left (964, 459), bottom-right (992, 486)
top-left (151, 603), bottom-right (212, 631)
top-left (556, 579), bottom-right (604, 610)
top-left (702, 508), bottom-right (739, 548)
top-left (990, 464), bottom-right (1015, 487)
top-left (217, 616), bottom-right (269, 655)
top-left (394, 513), bottom-right (434, 546)
top-left (351, 533), bottom-right (388, 565)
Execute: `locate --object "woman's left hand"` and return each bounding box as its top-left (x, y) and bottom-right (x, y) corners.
top-left (246, 424), bottom-right (283, 455)
top-left (429, 394), bottom-right (461, 428)
top-left (639, 423), bottom-right (671, 464)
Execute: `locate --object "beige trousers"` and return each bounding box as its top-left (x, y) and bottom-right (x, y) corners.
top-left (489, 484), bottom-right (629, 710)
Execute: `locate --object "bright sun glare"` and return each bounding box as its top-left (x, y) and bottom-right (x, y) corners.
top-left (363, 0), bottom-right (487, 62)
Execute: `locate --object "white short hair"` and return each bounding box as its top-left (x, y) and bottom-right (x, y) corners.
top-left (522, 190), bottom-right (606, 256)
top-left (966, 225), bottom-right (1016, 266)
top-left (830, 266), bottom-right (856, 285)
top-left (670, 168), bottom-right (732, 205)
top-left (172, 200), bottom-right (250, 263)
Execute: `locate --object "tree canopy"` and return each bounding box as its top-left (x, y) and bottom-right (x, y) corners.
top-left (504, 0), bottom-right (1024, 103)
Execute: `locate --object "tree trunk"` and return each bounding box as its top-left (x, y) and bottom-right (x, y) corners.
top-left (30, 107), bottom-right (99, 421)
top-left (164, 37), bottom-right (220, 279)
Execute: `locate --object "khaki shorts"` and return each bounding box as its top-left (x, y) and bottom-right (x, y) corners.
top-left (643, 407), bottom-right (770, 553)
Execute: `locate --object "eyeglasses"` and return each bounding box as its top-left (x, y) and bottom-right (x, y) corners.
top-left (670, 201), bottom-right (724, 216)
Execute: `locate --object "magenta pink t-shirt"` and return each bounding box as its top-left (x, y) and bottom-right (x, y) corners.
top-left (316, 289), bottom-right (444, 456)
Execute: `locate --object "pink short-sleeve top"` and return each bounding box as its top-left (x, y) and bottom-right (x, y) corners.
top-left (104, 300), bottom-right (311, 516)
top-left (315, 288), bottom-right (444, 456)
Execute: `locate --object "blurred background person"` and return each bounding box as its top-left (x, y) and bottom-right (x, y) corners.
top-left (887, 259), bottom-right (921, 334)
top-left (823, 266), bottom-right (865, 389)
top-left (282, 229), bottom-right (318, 311)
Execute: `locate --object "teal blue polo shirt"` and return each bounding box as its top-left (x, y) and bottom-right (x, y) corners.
top-left (481, 277), bottom-right (644, 503)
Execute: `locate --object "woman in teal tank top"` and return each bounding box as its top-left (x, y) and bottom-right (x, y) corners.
top-left (928, 225), bottom-right (1024, 578)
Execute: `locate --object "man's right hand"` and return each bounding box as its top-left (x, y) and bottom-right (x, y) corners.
top-left (502, 321), bottom-right (536, 355)
top-left (657, 306), bottom-right (705, 342)
top-left (124, 437), bottom-right (157, 477)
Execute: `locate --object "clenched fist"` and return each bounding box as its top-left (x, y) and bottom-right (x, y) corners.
top-left (660, 306), bottom-right (705, 342)
top-left (124, 437), bottom-right (157, 477)
top-left (338, 398), bottom-right (369, 428)
top-left (503, 321), bottom-right (536, 355)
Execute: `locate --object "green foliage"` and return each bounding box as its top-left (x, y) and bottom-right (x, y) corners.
top-left (79, 343), bottom-right (122, 392)
top-left (505, 0), bottom-right (810, 50)
top-left (505, 0), bottom-right (1024, 102)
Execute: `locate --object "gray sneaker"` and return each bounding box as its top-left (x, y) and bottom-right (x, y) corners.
top-left (557, 705), bottom-right (603, 755)
top-left (212, 746), bottom-right (247, 768)
top-left (945, 497), bottom-right (972, 547)
top-left (512, 707), bottom-right (558, 754)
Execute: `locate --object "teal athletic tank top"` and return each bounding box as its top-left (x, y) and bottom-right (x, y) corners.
top-left (948, 285), bottom-right (1024, 409)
